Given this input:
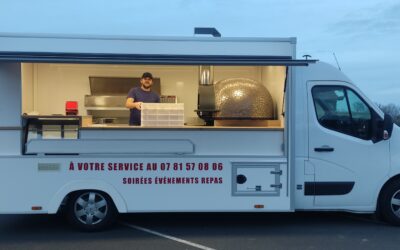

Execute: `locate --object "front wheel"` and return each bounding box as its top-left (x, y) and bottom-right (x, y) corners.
top-left (67, 191), bottom-right (117, 231)
top-left (379, 181), bottom-right (400, 226)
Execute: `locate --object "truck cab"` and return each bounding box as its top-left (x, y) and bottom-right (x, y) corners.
top-left (294, 63), bottom-right (398, 223)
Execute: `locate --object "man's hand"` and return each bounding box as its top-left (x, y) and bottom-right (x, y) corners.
top-left (125, 98), bottom-right (144, 110)
top-left (135, 102), bottom-right (143, 110)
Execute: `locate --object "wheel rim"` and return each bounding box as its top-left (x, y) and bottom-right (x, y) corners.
top-left (74, 192), bottom-right (108, 225)
top-left (391, 190), bottom-right (400, 218)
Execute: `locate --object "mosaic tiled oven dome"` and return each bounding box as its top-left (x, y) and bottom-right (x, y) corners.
top-left (214, 78), bottom-right (274, 119)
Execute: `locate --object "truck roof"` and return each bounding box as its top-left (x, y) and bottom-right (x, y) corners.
top-left (0, 32), bottom-right (301, 65)
top-left (0, 32), bottom-right (297, 43)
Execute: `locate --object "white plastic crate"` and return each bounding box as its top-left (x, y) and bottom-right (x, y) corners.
top-left (141, 103), bottom-right (184, 127)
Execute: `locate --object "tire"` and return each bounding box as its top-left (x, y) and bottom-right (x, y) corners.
top-left (379, 180), bottom-right (400, 226)
top-left (66, 190), bottom-right (117, 231)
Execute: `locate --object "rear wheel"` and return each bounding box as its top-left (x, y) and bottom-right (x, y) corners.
top-left (67, 190), bottom-right (116, 231)
top-left (379, 181), bottom-right (400, 226)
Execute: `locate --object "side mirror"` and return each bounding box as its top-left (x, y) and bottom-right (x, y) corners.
top-left (383, 114), bottom-right (394, 140)
top-left (372, 113), bottom-right (393, 143)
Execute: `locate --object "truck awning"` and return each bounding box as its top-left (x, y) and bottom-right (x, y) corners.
top-left (0, 52), bottom-right (317, 66)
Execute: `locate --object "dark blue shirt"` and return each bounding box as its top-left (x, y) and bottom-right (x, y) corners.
top-left (127, 87), bottom-right (160, 125)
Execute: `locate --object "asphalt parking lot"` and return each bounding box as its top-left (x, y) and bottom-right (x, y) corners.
top-left (0, 212), bottom-right (400, 250)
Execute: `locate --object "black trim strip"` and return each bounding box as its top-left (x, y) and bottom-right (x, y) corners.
top-left (0, 126), bottom-right (22, 130)
top-left (44, 153), bottom-right (80, 156)
top-left (304, 181), bottom-right (354, 196)
top-left (0, 52), bottom-right (317, 66)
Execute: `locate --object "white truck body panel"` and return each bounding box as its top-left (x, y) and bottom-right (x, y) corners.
top-left (0, 156), bottom-right (289, 214)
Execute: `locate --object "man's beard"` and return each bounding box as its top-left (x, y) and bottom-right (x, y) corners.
top-left (142, 84), bottom-right (151, 90)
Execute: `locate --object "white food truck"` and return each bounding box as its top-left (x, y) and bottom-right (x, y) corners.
top-left (0, 30), bottom-right (399, 231)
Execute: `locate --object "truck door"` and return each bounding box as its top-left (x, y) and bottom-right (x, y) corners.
top-left (307, 81), bottom-right (390, 207)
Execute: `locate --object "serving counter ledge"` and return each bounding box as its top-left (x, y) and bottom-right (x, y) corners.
top-left (22, 116), bottom-right (285, 156)
top-left (21, 115), bottom-right (283, 131)
top-left (80, 124), bottom-right (284, 131)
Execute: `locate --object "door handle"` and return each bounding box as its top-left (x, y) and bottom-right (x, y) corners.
top-left (314, 147), bottom-right (334, 152)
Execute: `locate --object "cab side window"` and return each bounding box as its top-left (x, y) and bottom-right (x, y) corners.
top-left (347, 89), bottom-right (372, 139)
top-left (312, 86), bottom-right (372, 140)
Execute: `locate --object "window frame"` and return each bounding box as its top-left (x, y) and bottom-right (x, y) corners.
top-left (311, 85), bottom-right (374, 140)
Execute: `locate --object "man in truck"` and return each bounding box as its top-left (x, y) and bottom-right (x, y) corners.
top-left (125, 72), bottom-right (160, 125)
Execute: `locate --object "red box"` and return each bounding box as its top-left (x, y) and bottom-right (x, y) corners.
top-left (66, 101), bottom-right (78, 115)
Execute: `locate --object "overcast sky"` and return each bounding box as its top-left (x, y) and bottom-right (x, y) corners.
top-left (0, 0), bottom-right (399, 104)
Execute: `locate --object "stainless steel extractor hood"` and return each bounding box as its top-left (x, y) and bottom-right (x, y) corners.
top-left (85, 76), bottom-right (161, 124)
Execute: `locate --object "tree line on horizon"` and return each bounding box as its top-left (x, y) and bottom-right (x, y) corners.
top-left (378, 103), bottom-right (400, 126)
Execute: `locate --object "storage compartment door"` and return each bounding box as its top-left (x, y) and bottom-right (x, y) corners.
top-left (233, 163), bottom-right (282, 196)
